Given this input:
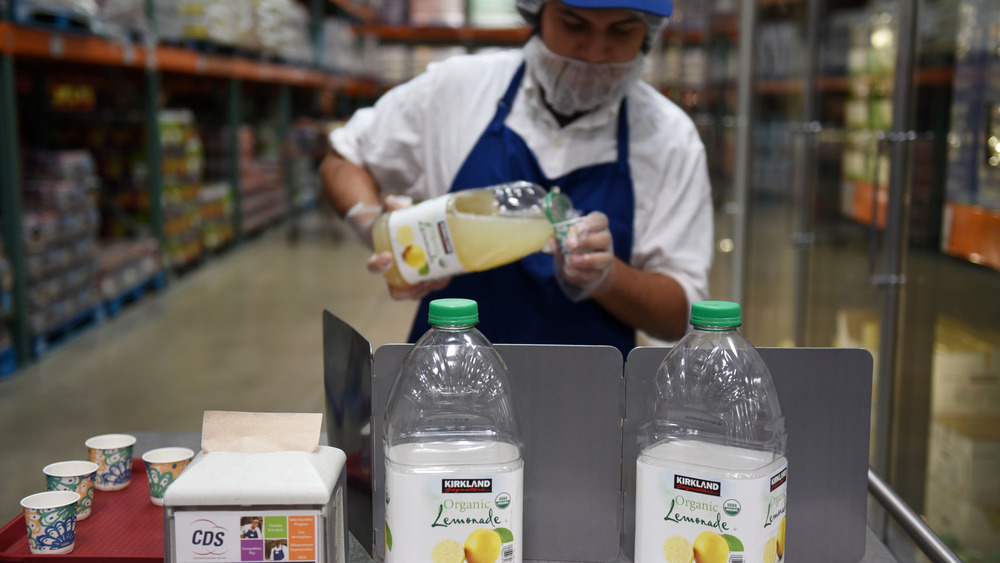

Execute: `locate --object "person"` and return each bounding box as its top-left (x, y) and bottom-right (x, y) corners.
top-left (241, 518), bottom-right (262, 539)
top-left (270, 541), bottom-right (286, 560)
top-left (321, 0), bottom-right (713, 355)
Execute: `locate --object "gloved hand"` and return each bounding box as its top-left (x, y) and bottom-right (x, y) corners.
top-left (365, 195), bottom-right (452, 301)
top-left (550, 211), bottom-right (616, 302)
top-left (344, 200), bottom-right (385, 250)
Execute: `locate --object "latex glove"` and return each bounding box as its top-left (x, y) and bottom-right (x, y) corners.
top-left (344, 201), bottom-right (383, 249)
top-left (553, 211), bottom-right (616, 302)
top-left (366, 195), bottom-right (453, 301)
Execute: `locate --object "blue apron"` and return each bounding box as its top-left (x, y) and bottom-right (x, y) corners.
top-left (408, 63), bottom-right (636, 357)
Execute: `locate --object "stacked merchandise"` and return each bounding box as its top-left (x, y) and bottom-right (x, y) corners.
top-left (840, 7), bottom-right (896, 228)
top-left (376, 45), bottom-right (413, 84)
top-left (377, 0), bottom-right (407, 26)
top-left (21, 150), bottom-right (102, 347)
top-left (942, 0), bottom-right (1000, 269)
top-left (0, 236), bottom-right (13, 376)
top-left (152, 0), bottom-right (312, 63)
top-left (200, 126), bottom-right (236, 252)
top-left (96, 238), bottom-right (162, 314)
top-left (10, 0), bottom-right (101, 32)
top-left (413, 45), bottom-right (466, 76)
top-left (409, 0), bottom-right (464, 27)
top-left (925, 316), bottom-right (1000, 561)
top-left (753, 119), bottom-right (793, 200)
top-left (199, 182), bottom-right (234, 251)
top-left (254, 0), bottom-right (313, 64)
top-left (238, 125), bottom-right (287, 235)
top-left (468, 0), bottom-right (522, 28)
top-left (153, 0), bottom-right (253, 49)
top-left (757, 21), bottom-right (805, 80)
top-left (666, 0), bottom-right (708, 34)
top-left (160, 110), bottom-right (206, 268)
top-left (322, 18), bottom-right (374, 74)
top-left (95, 0), bottom-right (148, 42)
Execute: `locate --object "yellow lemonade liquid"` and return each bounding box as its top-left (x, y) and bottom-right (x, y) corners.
top-left (373, 189), bottom-right (554, 288)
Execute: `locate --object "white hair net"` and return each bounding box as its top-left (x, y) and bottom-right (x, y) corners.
top-left (516, 0), bottom-right (667, 52)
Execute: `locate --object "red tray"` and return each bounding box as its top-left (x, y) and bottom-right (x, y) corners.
top-left (0, 459), bottom-right (162, 562)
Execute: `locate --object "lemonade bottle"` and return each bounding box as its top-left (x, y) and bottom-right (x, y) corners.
top-left (635, 301), bottom-right (788, 563)
top-left (384, 298), bottom-right (523, 563)
top-left (372, 182), bottom-right (569, 288)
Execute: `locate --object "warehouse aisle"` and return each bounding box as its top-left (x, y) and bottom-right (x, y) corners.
top-left (0, 216), bottom-right (419, 516)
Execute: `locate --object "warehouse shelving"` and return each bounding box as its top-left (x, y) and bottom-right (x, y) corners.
top-left (0, 0), bottom-right (371, 371)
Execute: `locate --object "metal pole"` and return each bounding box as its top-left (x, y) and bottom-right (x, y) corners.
top-left (0, 54), bottom-right (29, 364)
top-left (145, 70), bottom-right (166, 256)
top-left (868, 469), bottom-right (963, 563)
top-left (730, 0), bottom-right (759, 306)
top-left (791, 0), bottom-right (825, 347)
top-left (310, 0), bottom-right (324, 114)
top-left (229, 78), bottom-right (243, 242)
top-left (873, 0), bottom-right (918, 500)
top-left (278, 83), bottom-right (294, 218)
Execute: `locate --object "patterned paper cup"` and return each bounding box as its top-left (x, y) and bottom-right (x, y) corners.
top-left (141, 447), bottom-right (195, 506)
top-left (86, 433), bottom-right (137, 491)
top-left (43, 461), bottom-right (99, 520)
top-left (20, 491), bottom-right (80, 555)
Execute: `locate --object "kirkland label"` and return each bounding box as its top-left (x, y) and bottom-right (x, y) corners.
top-left (386, 198), bottom-right (465, 285)
top-left (635, 459), bottom-right (788, 563)
top-left (172, 510), bottom-right (323, 562)
top-left (384, 468), bottom-right (522, 563)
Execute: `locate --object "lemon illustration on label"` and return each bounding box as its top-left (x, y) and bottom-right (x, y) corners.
top-left (763, 537), bottom-right (778, 563)
top-left (693, 531), bottom-right (729, 563)
top-left (663, 535), bottom-right (694, 563)
top-left (777, 517), bottom-right (786, 558)
top-left (396, 225), bottom-right (415, 246)
top-left (465, 528), bottom-right (502, 563)
top-left (431, 539), bottom-right (464, 563)
top-left (402, 244), bottom-right (429, 275)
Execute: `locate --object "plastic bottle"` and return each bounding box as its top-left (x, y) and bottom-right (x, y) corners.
top-left (372, 182), bottom-right (568, 289)
top-left (634, 301), bottom-right (788, 563)
top-left (384, 298), bottom-right (523, 563)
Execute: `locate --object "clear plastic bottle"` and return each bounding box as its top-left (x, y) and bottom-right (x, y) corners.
top-left (635, 301), bottom-right (788, 563)
top-left (372, 182), bottom-right (569, 289)
top-left (384, 298), bottom-right (523, 563)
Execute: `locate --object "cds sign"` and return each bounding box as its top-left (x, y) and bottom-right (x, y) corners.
top-left (189, 519), bottom-right (228, 554)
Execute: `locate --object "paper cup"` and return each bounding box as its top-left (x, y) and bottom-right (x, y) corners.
top-left (20, 491), bottom-right (80, 555)
top-left (86, 433), bottom-right (137, 491)
top-left (43, 461), bottom-right (99, 520)
top-left (142, 447), bottom-right (195, 506)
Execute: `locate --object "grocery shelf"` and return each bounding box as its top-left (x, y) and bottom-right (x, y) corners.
top-left (355, 24), bottom-right (531, 44)
top-left (0, 22), bottom-right (360, 89)
top-left (662, 28), bottom-right (707, 44)
top-left (327, 0), bottom-right (377, 22)
top-left (943, 201), bottom-right (1000, 272)
top-left (0, 21), bottom-right (147, 68)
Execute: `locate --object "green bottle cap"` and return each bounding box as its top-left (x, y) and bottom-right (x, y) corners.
top-left (690, 301), bottom-right (742, 327)
top-left (428, 298), bottom-right (479, 326)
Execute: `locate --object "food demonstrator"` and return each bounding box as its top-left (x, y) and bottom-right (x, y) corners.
top-left (320, 0), bottom-right (713, 356)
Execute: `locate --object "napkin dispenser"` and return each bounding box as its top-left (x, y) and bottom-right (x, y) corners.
top-left (162, 412), bottom-right (348, 563)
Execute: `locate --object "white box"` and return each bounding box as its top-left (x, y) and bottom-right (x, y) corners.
top-left (163, 447), bottom-right (347, 563)
top-left (924, 479), bottom-right (1000, 554)
top-left (926, 415), bottom-right (1000, 501)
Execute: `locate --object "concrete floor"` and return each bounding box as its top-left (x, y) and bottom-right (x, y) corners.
top-left (0, 218), bottom-right (419, 521)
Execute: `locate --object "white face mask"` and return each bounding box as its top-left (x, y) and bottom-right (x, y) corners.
top-left (522, 35), bottom-right (644, 116)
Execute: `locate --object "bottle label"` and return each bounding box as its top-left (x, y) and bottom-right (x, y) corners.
top-left (384, 467), bottom-right (523, 563)
top-left (387, 197), bottom-right (466, 285)
top-left (635, 459), bottom-right (788, 563)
